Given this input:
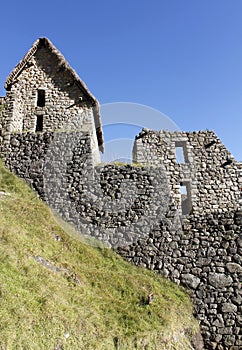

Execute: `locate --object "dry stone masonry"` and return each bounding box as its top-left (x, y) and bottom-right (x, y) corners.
top-left (0, 38), bottom-right (241, 350)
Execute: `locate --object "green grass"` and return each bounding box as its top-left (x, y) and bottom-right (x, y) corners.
top-left (0, 160), bottom-right (198, 349)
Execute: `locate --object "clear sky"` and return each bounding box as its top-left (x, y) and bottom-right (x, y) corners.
top-left (0, 0), bottom-right (241, 160)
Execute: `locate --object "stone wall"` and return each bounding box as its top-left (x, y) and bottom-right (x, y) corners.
top-left (1, 131), bottom-right (93, 198)
top-left (1, 132), bottom-right (173, 247)
top-left (117, 210), bottom-right (242, 350)
top-left (41, 148), bottom-right (175, 248)
top-left (1, 128), bottom-right (241, 349)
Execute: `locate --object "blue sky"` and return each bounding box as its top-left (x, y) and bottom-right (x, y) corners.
top-left (0, 0), bottom-right (241, 160)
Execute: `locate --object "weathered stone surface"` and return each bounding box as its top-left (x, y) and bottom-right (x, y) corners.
top-left (208, 273), bottom-right (233, 289)
top-left (226, 262), bottom-right (242, 273)
top-left (181, 273), bottom-right (200, 289)
top-left (221, 303), bottom-right (237, 313)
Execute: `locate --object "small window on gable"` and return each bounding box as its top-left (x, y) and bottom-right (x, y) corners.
top-left (36, 115), bottom-right (43, 132)
top-left (37, 89), bottom-right (45, 107)
top-left (175, 141), bottom-right (188, 163)
top-left (180, 181), bottom-right (192, 215)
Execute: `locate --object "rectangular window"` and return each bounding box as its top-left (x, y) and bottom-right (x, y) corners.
top-left (180, 181), bottom-right (192, 215)
top-left (175, 141), bottom-right (188, 163)
top-left (180, 184), bottom-right (188, 196)
top-left (35, 115), bottom-right (43, 132)
top-left (37, 89), bottom-right (45, 107)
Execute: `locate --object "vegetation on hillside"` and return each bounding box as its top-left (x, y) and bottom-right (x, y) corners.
top-left (0, 160), bottom-right (198, 349)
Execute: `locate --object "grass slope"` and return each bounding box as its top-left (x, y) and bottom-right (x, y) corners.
top-left (0, 160), bottom-right (198, 349)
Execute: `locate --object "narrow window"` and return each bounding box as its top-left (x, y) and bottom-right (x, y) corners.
top-left (180, 181), bottom-right (192, 215)
top-left (176, 146), bottom-right (185, 163)
top-left (175, 141), bottom-right (188, 163)
top-left (37, 89), bottom-right (45, 107)
top-left (180, 184), bottom-right (188, 196)
top-left (36, 115), bottom-right (43, 132)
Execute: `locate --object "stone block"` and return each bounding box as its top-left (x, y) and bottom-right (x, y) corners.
top-left (209, 273), bottom-right (233, 289)
top-left (181, 273), bottom-right (200, 289)
top-left (221, 303), bottom-right (237, 313)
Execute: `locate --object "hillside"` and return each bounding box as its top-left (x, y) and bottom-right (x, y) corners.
top-left (0, 160), bottom-right (199, 349)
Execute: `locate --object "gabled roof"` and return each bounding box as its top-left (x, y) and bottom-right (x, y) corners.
top-left (5, 37), bottom-right (104, 151)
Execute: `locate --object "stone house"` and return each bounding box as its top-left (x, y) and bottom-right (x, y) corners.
top-left (0, 37), bottom-right (104, 164)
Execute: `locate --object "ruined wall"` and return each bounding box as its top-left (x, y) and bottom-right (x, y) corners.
top-left (133, 129), bottom-right (241, 216)
top-left (130, 129), bottom-right (242, 349)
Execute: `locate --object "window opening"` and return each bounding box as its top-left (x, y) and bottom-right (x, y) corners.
top-left (180, 184), bottom-right (187, 196)
top-left (180, 181), bottom-right (192, 215)
top-left (175, 141), bottom-right (188, 163)
top-left (176, 146), bottom-right (185, 163)
top-left (37, 89), bottom-right (45, 107)
top-left (35, 115), bottom-right (43, 132)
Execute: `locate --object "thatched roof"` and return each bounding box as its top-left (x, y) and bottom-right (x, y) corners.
top-left (5, 37), bottom-right (104, 151)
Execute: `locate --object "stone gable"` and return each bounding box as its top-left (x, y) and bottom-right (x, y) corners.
top-left (1, 37), bottom-right (103, 164)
